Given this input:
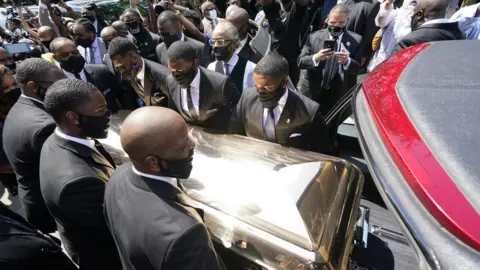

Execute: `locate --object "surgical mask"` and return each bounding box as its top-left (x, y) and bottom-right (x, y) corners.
top-left (75, 36), bottom-right (95, 48)
top-left (60, 54), bottom-right (86, 74)
top-left (258, 84), bottom-right (286, 109)
top-left (5, 88), bottom-right (21, 103)
top-left (328, 25), bottom-right (345, 37)
top-left (173, 66), bottom-right (197, 88)
top-left (208, 9), bottom-right (217, 19)
top-left (162, 33), bottom-right (180, 47)
top-left (213, 46), bottom-right (231, 61)
top-left (158, 151), bottom-right (194, 179)
top-left (77, 110), bottom-right (111, 139)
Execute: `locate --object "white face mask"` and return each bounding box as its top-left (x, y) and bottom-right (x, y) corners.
top-left (209, 9), bottom-right (218, 19)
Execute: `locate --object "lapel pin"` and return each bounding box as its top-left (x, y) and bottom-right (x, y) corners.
top-left (346, 41), bottom-right (351, 46)
top-left (286, 118), bottom-right (290, 124)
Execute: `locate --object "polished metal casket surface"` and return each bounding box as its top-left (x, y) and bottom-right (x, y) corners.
top-left (101, 111), bottom-right (364, 270)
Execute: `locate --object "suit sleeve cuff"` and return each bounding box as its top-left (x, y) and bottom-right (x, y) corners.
top-left (312, 55), bottom-right (319, 67)
top-left (343, 57), bottom-right (351, 70)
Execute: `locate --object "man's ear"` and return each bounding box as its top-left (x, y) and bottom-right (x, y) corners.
top-left (65, 111), bottom-right (80, 126)
top-left (145, 156), bottom-right (161, 173)
top-left (26, 81), bottom-right (37, 92)
top-left (193, 58), bottom-right (200, 69)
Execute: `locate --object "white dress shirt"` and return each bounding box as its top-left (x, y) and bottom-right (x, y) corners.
top-left (21, 94), bottom-right (44, 105)
top-left (207, 53), bottom-right (256, 90)
top-left (234, 37), bottom-right (248, 55)
top-left (63, 69), bottom-right (87, 80)
top-left (181, 70), bottom-right (201, 117)
top-left (263, 88), bottom-right (289, 128)
top-left (136, 58), bottom-right (146, 90)
top-left (79, 37), bottom-right (103, 64)
top-left (312, 33), bottom-right (351, 74)
top-left (55, 128), bottom-right (100, 154)
top-left (132, 165), bottom-right (178, 187)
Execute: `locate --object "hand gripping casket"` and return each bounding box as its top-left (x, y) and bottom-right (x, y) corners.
top-left (101, 111), bottom-right (364, 270)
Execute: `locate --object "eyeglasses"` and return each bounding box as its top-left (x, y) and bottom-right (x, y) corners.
top-left (209, 39), bottom-right (232, 47)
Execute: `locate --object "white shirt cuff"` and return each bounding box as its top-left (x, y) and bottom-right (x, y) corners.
top-left (312, 55), bottom-right (319, 67)
top-left (343, 57), bottom-right (351, 70)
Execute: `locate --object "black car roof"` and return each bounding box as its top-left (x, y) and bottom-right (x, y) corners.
top-left (396, 40), bottom-right (480, 213)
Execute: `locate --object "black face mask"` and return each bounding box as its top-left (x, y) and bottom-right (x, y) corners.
top-left (213, 46), bottom-right (232, 62)
top-left (42, 40), bottom-right (52, 51)
top-left (29, 48), bottom-right (42, 58)
top-left (60, 54), bottom-right (86, 74)
top-left (158, 151), bottom-right (194, 179)
top-left (410, 11), bottom-right (424, 30)
top-left (6, 62), bottom-right (16, 72)
top-left (77, 111), bottom-right (111, 139)
top-left (173, 66), bottom-right (197, 88)
top-left (75, 36), bottom-right (95, 48)
top-left (126, 21), bottom-right (145, 37)
top-left (258, 84), bottom-right (286, 109)
top-left (5, 88), bottom-right (21, 103)
top-left (36, 85), bottom-right (48, 100)
top-left (328, 25), bottom-right (345, 38)
top-left (162, 33), bottom-right (180, 47)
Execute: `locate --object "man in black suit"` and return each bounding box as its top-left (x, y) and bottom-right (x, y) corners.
top-left (156, 10), bottom-right (211, 67)
top-left (257, 0), bottom-right (309, 85)
top-left (109, 37), bottom-right (170, 107)
top-left (393, 0), bottom-right (464, 54)
top-left (104, 106), bottom-right (225, 270)
top-left (50, 37), bottom-right (121, 113)
top-left (166, 41), bottom-right (240, 131)
top-left (231, 52), bottom-right (332, 154)
top-left (207, 21), bottom-right (256, 93)
top-left (123, 8), bottom-right (162, 62)
top-left (298, 4), bottom-right (362, 115)
top-left (2, 58), bottom-right (66, 233)
top-left (40, 79), bottom-right (121, 270)
top-left (225, 6), bottom-right (262, 63)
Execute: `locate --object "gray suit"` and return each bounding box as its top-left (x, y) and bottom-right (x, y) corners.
top-left (78, 37), bottom-right (108, 65)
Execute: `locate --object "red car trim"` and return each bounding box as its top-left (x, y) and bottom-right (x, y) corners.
top-left (361, 43), bottom-right (480, 251)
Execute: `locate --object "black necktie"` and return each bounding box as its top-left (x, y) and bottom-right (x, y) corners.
top-left (322, 37), bottom-right (340, 90)
top-left (186, 86), bottom-right (199, 120)
top-left (94, 140), bottom-right (116, 168)
top-left (74, 73), bottom-right (82, 80)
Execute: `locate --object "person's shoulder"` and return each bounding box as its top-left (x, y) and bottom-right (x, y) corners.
top-left (200, 66), bottom-right (227, 82)
top-left (310, 28), bottom-right (329, 39)
top-left (145, 59), bottom-right (169, 74)
top-left (346, 30), bottom-right (362, 43)
top-left (186, 37), bottom-right (205, 48)
top-left (290, 90), bottom-right (319, 112)
top-left (5, 100), bottom-right (54, 131)
top-left (84, 63), bottom-right (108, 73)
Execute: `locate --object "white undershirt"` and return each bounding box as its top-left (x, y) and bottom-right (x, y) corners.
top-left (21, 94), bottom-right (44, 105)
top-left (180, 70), bottom-right (201, 117)
top-left (132, 165), bottom-right (178, 187)
top-left (136, 58), bottom-right (146, 90)
top-left (55, 128), bottom-right (100, 154)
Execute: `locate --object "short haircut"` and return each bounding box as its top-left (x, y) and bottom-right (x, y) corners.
top-left (330, 4), bottom-right (349, 16)
top-left (73, 18), bottom-right (96, 34)
top-left (201, 1), bottom-right (215, 11)
top-left (44, 79), bottom-right (98, 122)
top-left (157, 10), bottom-right (180, 26)
top-left (167, 41), bottom-right (196, 61)
top-left (50, 37), bottom-right (73, 53)
top-left (253, 51), bottom-right (289, 78)
top-left (122, 8), bottom-right (141, 20)
top-left (16, 58), bottom-right (59, 85)
top-left (182, 10), bottom-right (202, 26)
top-left (108, 37), bottom-right (138, 58)
top-left (215, 22), bottom-right (239, 42)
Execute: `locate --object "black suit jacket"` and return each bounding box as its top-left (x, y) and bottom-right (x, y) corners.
top-left (237, 36), bottom-right (262, 64)
top-left (39, 133), bottom-right (121, 270)
top-left (84, 64), bottom-right (122, 113)
top-left (2, 96), bottom-right (57, 233)
top-left (156, 37), bottom-right (212, 67)
top-left (343, 0), bottom-right (381, 59)
top-left (297, 29), bottom-right (362, 96)
top-left (128, 31), bottom-right (162, 62)
top-left (393, 21), bottom-right (465, 54)
top-left (167, 67), bottom-right (240, 131)
top-left (104, 163), bottom-right (225, 270)
top-left (231, 88), bottom-right (332, 153)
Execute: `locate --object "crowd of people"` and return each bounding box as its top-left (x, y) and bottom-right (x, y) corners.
top-left (0, 0), bottom-right (478, 269)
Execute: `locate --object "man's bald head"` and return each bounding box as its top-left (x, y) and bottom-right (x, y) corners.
top-left (38, 26), bottom-right (56, 42)
top-left (225, 6), bottom-right (249, 40)
top-left (100, 27), bottom-right (119, 45)
top-left (50, 37), bottom-right (75, 53)
top-left (121, 107), bottom-right (195, 175)
top-left (414, 0), bottom-right (448, 20)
